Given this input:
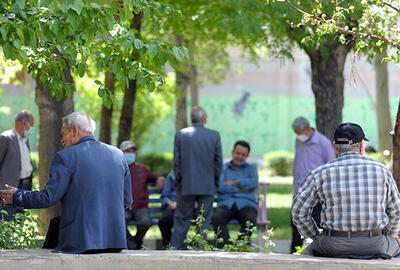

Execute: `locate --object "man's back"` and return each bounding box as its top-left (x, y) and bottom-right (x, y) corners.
top-left (174, 124), bottom-right (222, 196)
top-left (14, 136), bottom-right (132, 253)
top-left (293, 152), bottom-right (400, 238)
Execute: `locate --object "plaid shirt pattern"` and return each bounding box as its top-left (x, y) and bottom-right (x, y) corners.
top-left (292, 152), bottom-right (400, 239)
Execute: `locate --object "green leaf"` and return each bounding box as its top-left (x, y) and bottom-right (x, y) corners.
top-left (98, 88), bottom-right (105, 97)
top-left (103, 94), bottom-right (113, 108)
top-left (3, 42), bottom-right (16, 60)
top-left (0, 28), bottom-right (7, 41)
top-left (71, 0), bottom-right (84, 14)
top-left (67, 10), bottom-right (78, 28)
top-left (148, 44), bottom-right (157, 59)
top-left (172, 46), bottom-right (186, 62)
top-left (134, 39), bottom-right (144, 49)
top-left (128, 70), bottom-right (136, 80)
top-left (16, 0), bottom-right (25, 9)
top-left (12, 40), bottom-right (21, 49)
top-left (94, 80), bottom-right (102, 86)
top-left (77, 62), bottom-right (86, 77)
top-left (17, 27), bottom-right (25, 44)
top-left (50, 22), bottom-right (59, 34)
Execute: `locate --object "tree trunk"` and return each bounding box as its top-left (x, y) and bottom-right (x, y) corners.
top-left (34, 66), bottom-right (74, 232)
top-left (375, 56), bottom-right (393, 153)
top-left (117, 12), bottom-right (143, 146)
top-left (175, 35), bottom-right (190, 131)
top-left (190, 64), bottom-right (199, 107)
top-left (393, 99), bottom-right (400, 188)
top-left (99, 71), bottom-right (115, 144)
top-left (306, 40), bottom-right (353, 141)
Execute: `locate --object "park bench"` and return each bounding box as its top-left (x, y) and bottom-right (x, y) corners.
top-left (126, 182), bottom-right (270, 245)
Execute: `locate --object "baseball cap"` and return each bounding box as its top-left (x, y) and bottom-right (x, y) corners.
top-left (119, 140), bottom-right (137, 151)
top-left (334, 123), bottom-right (368, 145)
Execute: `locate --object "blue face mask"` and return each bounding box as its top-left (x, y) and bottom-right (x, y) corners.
top-left (24, 126), bottom-right (34, 137)
top-left (124, 153), bottom-right (136, 165)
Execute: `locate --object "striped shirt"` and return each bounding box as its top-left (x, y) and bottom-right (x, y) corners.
top-left (292, 152), bottom-right (400, 239)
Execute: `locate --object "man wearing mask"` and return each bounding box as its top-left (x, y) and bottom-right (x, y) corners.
top-left (0, 110), bottom-right (35, 221)
top-left (290, 116), bottom-right (335, 253)
top-left (120, 140), bottom-right (164, 250)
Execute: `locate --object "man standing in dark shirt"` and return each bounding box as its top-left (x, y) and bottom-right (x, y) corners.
top-left (120, 140), bottom-right (164, 250)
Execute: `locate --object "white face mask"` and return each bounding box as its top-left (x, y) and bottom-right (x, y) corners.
top-left (297, 134), bottom-right (309, 142)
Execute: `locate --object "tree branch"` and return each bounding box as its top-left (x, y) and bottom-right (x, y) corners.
top-left (384, 1), bottom-right (400, 13)
top-left (284, 0), bottom-right (400, 50)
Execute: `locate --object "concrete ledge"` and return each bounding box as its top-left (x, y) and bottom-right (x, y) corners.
top-left (1, 250), bottom-right (400, 270)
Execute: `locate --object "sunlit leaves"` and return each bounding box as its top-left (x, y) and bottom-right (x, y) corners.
top-left (0, 0), bottom-right (187, 101)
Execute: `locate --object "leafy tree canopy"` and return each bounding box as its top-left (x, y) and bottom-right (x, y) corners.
top-left (0, 0), bottom-right (187, 106)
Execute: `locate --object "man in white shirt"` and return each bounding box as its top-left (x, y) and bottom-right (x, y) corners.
top-left (0, 110), bottom-right (34, 220)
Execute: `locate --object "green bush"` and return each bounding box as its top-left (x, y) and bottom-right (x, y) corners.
top-left (0, 210), bottom-right (43, 249)
top-left (137, 152), bottom-right (173, 176)
top-left (366, 152), bottom-right (393, 171)
top-left (264, 151), bottom-right (294, 176)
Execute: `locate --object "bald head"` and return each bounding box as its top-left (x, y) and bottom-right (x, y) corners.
top-left (191, 106), bottom-right (207, 124)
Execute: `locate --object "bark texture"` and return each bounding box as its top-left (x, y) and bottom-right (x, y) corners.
top-left (306, 40), bottom-right (353, 141)
top-left (117, 12), bottom-right (143, 146)
top-left (175, 35), bottom-right (189, 131)
top-left (99, 71), bottom-right (115, 144)
top-left (190, 64), bottom-right (199, 107)
top-left (375, 56), bottom-right (393, 153)
top-left (34, 66), bottom-right (74, 231)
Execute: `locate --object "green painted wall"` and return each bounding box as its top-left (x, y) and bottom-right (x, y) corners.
top-left (1, 94), bottom-right (398, 157)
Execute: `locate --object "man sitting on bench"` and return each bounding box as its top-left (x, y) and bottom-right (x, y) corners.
top-left (211, 140), bottom-right (258, 248)
top-left (120, 140), bottom-right (164, 250)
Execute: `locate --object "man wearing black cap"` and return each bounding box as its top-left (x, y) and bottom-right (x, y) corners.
top-left (292, 123), bottom-right (400, 259)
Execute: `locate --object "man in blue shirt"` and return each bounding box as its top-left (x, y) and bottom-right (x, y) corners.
top-left (158, 171), bottom-right (177, 248)
top-left (211, 140), bottom-right (258, 248)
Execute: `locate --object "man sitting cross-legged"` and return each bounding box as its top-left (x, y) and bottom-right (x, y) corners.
top-left (211, 140), bottom-right (258, 248)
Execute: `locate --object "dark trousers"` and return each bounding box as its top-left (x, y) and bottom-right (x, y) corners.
top-left (126, 208), bottom-right (152, 250)
top-left (211, 205), bottom-right (257, 248)
top-left (158, 207), bottom-right (174, 248)
top-left (171, 192), bottom-right (214, 250)
top-left (290, 202), bottom-right (322, 253)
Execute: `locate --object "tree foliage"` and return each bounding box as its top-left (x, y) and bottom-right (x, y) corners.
top-left (278, 0), bottom-right (400, 61)
top-left (0, 0), bottom-right (187, 104)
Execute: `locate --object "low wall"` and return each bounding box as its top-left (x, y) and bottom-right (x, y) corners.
top-left (1, 250), bottom-right (400, 270)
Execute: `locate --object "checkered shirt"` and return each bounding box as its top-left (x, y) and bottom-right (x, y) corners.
top-left (292, 152), bottom-right (400, 239)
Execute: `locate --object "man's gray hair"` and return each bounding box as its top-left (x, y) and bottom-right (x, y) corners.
top-left (62, 112), bottom-right (96, 135)
top-left (14, 110), bottom-right (32, 122)
top-left (335, 142), bottom-right (361, 154)
top-left (292, 116), bottom-right (310, 130)
top-left (191, 106), bottom-right (207, 124)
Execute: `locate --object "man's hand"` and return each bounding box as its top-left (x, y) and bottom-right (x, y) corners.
top-left (392, 234), bottom-right (400, 245)
top-left (167, 201), bottom-right (177, 210)
top-left (226, 180), bottom-right (238, 187)
top-left (0, 184), bottom-right (17, 204)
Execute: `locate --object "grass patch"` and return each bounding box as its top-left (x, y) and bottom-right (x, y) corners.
top-left (266, 181), bottom-right (292, 240)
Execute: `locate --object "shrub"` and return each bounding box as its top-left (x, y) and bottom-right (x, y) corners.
top-left (137, 152), bottom-right (173, 176)
top-left (0, 210), bottom-right (43, 249)
top-left (366, 152), bottom-right (393, 171)
top-left (264, 151), bottom-right (294, 176)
